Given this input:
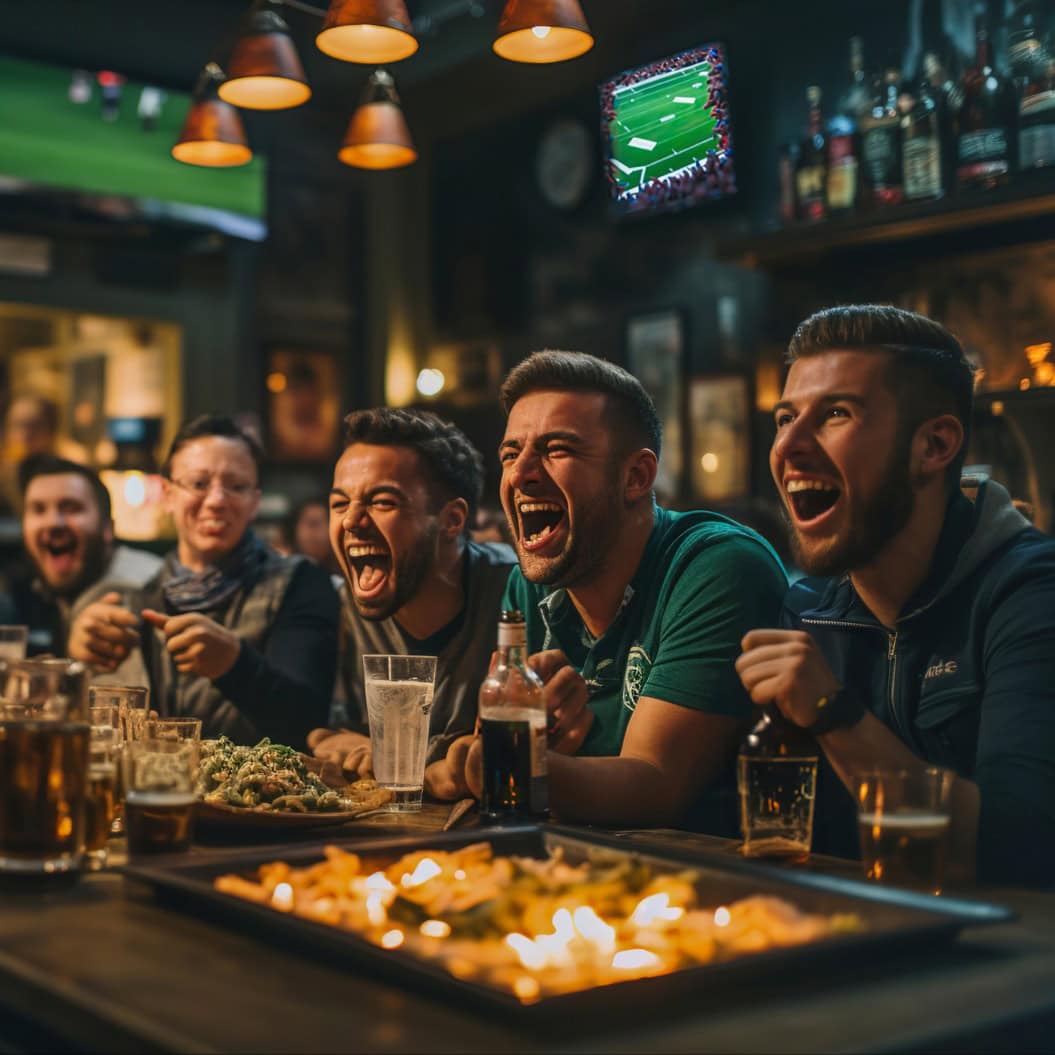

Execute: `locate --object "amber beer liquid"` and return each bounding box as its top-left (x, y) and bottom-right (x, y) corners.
top-left (0, 718), bottom-right (89, 873)
top-left (125, 791), bottom-right (195, 854)
top-left (84, 765), bottom-right (117, 856)
top-left (858, 811), bottom-right (951, 894)
top-left (479, 611), bottom-right (548, 819)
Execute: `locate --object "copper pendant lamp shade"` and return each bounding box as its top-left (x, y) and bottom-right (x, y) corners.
top-left (493, 0), bottom-right (593, 63)
top-left (219, 9), bottom-right (311, 110)
top-left (172, 64), bottom-right (253, 167)
top-left (316, 0), bottom-right (419, 65)
top-left (338, 69), bottom-right (417, 169)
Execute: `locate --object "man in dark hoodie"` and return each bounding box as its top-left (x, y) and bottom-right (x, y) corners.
top-left (736, 305), bottom-right (1055, 887)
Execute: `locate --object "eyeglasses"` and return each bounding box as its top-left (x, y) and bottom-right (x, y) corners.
top-left (169, 476), bottom-right (257, 501)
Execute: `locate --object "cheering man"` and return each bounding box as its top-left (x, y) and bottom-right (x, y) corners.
top-left (736, 305), bottom-right (1055, 886)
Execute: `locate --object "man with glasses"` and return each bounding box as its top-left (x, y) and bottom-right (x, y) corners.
top-left (69, 414), bottom-right (338, 747)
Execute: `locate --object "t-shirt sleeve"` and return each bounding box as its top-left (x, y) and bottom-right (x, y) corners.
top-left (641, 535), bottom-right (788, 717)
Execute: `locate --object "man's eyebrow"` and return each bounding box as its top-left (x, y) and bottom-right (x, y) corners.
top-left (773, 393), bottom-right (867, 413)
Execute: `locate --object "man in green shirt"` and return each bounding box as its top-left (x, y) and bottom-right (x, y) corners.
top-left (449, 350), bottom-right (788, 829)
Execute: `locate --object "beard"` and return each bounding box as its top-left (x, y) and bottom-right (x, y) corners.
top-left (790, 437), bottom-right (917, 578)
top-left (521, 468), bottom-right (626, 590)
top-left (352, 521), bottom-right (438, 623)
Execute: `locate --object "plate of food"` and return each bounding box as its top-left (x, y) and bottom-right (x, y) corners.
top-left (196, 737), bottom-right (392, 829)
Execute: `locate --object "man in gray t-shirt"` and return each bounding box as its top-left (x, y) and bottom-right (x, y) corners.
top-left (310, 408), bottom-right (588, 798)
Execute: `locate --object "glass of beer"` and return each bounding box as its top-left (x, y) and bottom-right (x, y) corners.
top-left (363, 655), bottom-right (436, 812)
top-left (85, 721), bottom-right (118, 870)
top-left (0, 659), bottom-right (90, 880)
top-left (0, 626), bottom-right (28, 660)
top-left (123, 737), bottom-right (199, 855)
top-left (90, 684), bottom-right (149, 835)
top-left (855, 767), bottom-right (954, 895)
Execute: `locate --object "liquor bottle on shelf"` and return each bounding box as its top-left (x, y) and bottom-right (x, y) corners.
top-left (827, 36), bottom-right (868, 216)
top-left (1019, 56), bottom-right (1055, 172)
top-left (903, 67), bottom-right (946, 200)
top-left (778, 142), bottom-right (800, 225)
top-left (861, 67), bottom-right (905, 207)
top-left (956, 5), bottom-right (1018, 191)
top-left (478, 610), bottom-right (549, 821)
top-left (923, 52), bottom-right (960, 195)
top-left (1008, 1), bottom-right (1044, 85)
top-left (796, 85), bottom-right (828, 223)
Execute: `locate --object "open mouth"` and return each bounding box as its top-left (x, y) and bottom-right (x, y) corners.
top-left (38, 534), bottom-right (79, 576)
top-left (786, 478), bottom-right (841, 526)
top-left (346, 542), bottom-right (391, 600)
top-left (517, 500), bottom-right (568, 555)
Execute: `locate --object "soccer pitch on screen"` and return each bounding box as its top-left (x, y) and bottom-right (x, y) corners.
top-left (608, 59), bottom-right (718, 197)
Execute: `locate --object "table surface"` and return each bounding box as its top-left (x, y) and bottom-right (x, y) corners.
top-left (1, 802), bottom-right (1053, 1054)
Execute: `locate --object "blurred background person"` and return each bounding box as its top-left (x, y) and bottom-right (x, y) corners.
top-left (284, 495), bottom-right (341, 578)
top-left (4, 454), bottom-right (160, 657)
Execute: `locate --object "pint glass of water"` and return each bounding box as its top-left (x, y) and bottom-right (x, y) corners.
top-left (363, 655), bottom-right (436, 812)
top-left (855, 767), bottom-right (954, 895)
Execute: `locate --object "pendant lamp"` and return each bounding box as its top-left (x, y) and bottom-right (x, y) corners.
top-left (172, 64), bottom-right (253, 167)
top-left (493, 0), bottom-right (593, 63)
top-left (219, 8), bottom-right (311, 110)
top-left (338, 69), bottom-right (417, 169)
top-left (316, 0), bottom-right (419, 65)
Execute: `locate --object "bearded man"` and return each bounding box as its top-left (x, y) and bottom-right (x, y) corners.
top-left (311, 408), bottom-right (590, 795)
top-left (444, 350), bottom-right (787, 830)
top-left (736, 305), bottom-right (1055, 887)
top-left (3, 455), bottom-right (160, 656)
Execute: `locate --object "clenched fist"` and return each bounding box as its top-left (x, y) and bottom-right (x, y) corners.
top-left (68, 591), bottom-right (140, 672)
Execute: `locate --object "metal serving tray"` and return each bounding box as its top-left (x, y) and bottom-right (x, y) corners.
top-left (123, 825), bottom-right (1014, 1024)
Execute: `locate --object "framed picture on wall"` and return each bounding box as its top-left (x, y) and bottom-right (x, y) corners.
top-left (625, 310), bottom-right (684, 502)
top-left (689, 374), bottom-right (751, 502)
top-left (265, 348), bottom-right (341, 463)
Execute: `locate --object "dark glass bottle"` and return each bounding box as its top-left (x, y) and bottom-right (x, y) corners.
top-left (796, 85), bottom-right (828, 222)
top-left (478, 611), bottom-right (548, 820)
top-left (903, 72), bottom-right (945, 200)
top-left (778, 141), bottom-right (800, 225)
top-left (827, 37), bottom-right (868, 215)
top-left (861, 67), bottom-right (905, 206)
top-left (1019, 57), bottom-right (1055, 172)
top-left (737, 707), bottom-right (820, 862)
top-left (956, 7), bottom-right (1018, 190)
top-left (923, 52), bottom-right (960, 196)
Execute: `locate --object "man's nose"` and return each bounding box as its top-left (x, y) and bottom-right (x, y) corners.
top-left (341, 502), bottom-right (372, 533)
top-left (505, 449), bottom-right (542, 491)
top-left (772, 414), bottom-right (814, 464)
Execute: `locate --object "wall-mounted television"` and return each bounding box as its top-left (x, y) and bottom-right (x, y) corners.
top-left (600, 44), bottom-right (734, 218)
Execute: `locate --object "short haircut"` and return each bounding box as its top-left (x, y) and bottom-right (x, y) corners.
top-left (19, 454), bottom-right (112, 522)
top-left (162, 414), bottom-right (263, 479)
top-left (342, 408), bottom-right (485, 518)
top-left (284, 495), bottom-right (328, 544)
top-left (787, 305), bottom-right (975, 486)
top-left (500, 350), bottom-right (662, 457)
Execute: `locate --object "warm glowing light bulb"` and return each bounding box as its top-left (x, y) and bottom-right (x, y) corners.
top-left (381, 929), bottom-right (405, 949)
top-left (416, 368), bottom-right (445, 397)
top-left (701, 452), bottom-right (719, 473)
top-left (532, 25), bottom-right (551, 38)
top-left (272, 882), bottom-right (294, 911)
top-left (420, 920), bottom-right (451, 939)
top-left (266, 371), bottom-right (287, 394)
top-left (714, 906), bottom-right (731, 927)
top-left (123, 472), bottom-right (147, 508)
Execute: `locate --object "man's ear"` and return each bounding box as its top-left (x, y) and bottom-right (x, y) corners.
top-left (624, 448), bottom-right (659, 504)
top-left (915, 414), bottom-right (964, 482)
top-left (439, 497), bottom-right (469, 539)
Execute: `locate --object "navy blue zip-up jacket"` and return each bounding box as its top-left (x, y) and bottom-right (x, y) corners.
top-left (784, 479), bottom-right (1055, 887)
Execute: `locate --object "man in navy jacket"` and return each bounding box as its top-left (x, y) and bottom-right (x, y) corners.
top-left (736, 304), bottom-right (1055, 887)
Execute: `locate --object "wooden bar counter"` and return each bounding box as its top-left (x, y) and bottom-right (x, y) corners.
top-left (0, 806), bottom-right (1053, 1053)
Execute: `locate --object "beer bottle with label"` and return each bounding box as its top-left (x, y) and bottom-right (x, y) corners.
top-left (478, 611), bottom-right (549, 820)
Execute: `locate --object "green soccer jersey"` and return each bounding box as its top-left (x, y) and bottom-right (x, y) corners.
top-left (502, 505), bottom-right (788, 758)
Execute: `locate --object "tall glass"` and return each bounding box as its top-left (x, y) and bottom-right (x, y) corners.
top-left (89, 684), bottom-right (149, 834)
top-left (0, 659), bottom-right (90, 879)
top-left (85, 722), bottom-right (118, 870)
top-left (0, 626), bottom-right (28, 660)
top-left (145, 717), bottom-right (202, 743)
top-left (123, 738), bottom-right (199, 855)
top-left (363, 655), bottom-right (436, 812)
top-left (855, 767), bottom-right (954, 895)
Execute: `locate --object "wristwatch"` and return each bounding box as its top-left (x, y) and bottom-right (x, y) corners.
top-left (806, 685), bottom-right (867, 736)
